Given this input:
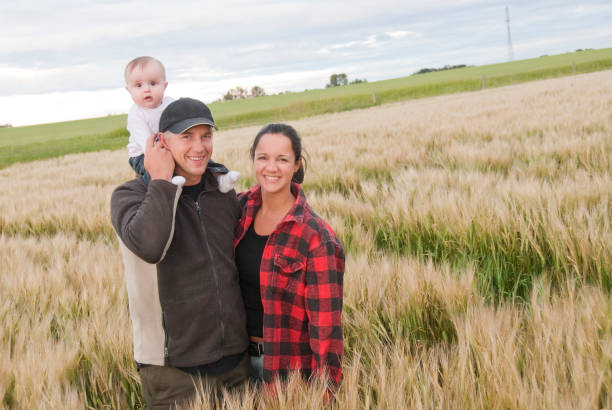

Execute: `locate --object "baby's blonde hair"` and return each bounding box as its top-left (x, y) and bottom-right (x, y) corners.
top-left (124, 56), bottom-right (166, 82)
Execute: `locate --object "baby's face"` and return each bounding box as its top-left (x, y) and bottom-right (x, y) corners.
top-left (125, 63), bottom-right (167, 109)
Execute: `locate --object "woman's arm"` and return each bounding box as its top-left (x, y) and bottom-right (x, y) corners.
top-left (304, 239), bottom-right (345, 388)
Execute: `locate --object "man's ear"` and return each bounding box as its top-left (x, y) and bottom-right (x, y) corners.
top-left (158, 133), bottom-right (169, 149)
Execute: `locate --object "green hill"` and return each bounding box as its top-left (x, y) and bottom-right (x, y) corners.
top-left (1, 47), bottom-right (611, 169)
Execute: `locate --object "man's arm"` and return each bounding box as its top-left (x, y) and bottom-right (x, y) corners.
top-left (111, 180), bottom-right (182, 264)
top-left (111, 134), bottom-right (180, 263)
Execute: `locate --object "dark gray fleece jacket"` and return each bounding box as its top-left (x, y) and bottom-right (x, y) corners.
top-left (110, 171), bottom-right (248, 367)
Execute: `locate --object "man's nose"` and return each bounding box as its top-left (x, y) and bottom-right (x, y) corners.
top-left (192, 138), bottom-right (207, 151)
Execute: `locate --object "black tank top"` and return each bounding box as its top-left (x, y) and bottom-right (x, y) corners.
top-left (235, 223), bottom-right (268, 338)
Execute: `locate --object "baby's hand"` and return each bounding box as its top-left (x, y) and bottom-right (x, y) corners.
top-left (217, 171), bottom-right (241, 193)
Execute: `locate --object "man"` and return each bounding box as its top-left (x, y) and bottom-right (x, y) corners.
top-left (110, 97), bottom-right (248, 408)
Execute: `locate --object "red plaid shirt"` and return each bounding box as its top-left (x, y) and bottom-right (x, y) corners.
top-left (234, 183), bottom-right (345, 387)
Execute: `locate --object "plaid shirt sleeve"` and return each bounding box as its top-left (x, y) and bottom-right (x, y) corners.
top-left (305, 237), bottom-right (345, 387)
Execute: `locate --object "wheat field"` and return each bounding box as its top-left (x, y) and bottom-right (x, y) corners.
top-left (0, 70), bottom-right (610, 409)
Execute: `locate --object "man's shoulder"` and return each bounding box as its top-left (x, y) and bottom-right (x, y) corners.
top-left (115, 176), bottom-right (146, 190)
top-left (111, 177), bottom-right (147, 202)
top-left (113, 178), bottom-right (183, 198)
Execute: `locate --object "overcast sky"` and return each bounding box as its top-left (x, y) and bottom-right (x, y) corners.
top-left (1, 0), bottom-right (611, 126)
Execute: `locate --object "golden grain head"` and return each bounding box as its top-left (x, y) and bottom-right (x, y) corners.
top-left (1, 71), bottom-right (611, 408)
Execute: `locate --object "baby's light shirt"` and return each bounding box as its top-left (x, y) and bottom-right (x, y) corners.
top-left (126, 96), bottom-right (174, 157)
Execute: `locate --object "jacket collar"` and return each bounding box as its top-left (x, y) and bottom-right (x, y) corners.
top-left (143, 168), bottom-right (218, 191)
top-left (200, 169), bottom-right (220, 192)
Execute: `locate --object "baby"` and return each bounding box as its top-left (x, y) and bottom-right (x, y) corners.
top-left (124, 56), bottom-right (239, 190)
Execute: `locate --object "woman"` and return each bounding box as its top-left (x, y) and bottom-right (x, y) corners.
top-left (234, 123), bottom-right (345, 388)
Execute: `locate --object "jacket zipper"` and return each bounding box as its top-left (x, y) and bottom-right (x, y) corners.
top-left (194, 198), bottom-right (225, 350)
top-left (162, 308), bottom-right (170, 365)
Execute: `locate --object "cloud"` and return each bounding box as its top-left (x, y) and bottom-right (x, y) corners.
top-left (0, 88), bottom-right (129, 127)
top-left (514, 26), bottom-right (612, 54)
top-left (328, 35), bottom-right (378, 51)
top-left (0, 66), bottom-right (336, 126)
top-left (2, 0), bottom-right (612, 125)
top-left (386, 30), bottom-right (416, 40)
top-left (318, 30), bottom-right (419, 55)
top-left (0, 65), bottom-right (66, 79)
top-left (0, 63), bottom-right (110, 96)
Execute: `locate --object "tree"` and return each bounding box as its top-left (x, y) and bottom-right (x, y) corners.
top-left (412, 64), bottom-right (467, 76)
top-left (222, 86), bottom-right (249, 101)
top-left (350, 78), bottom-right (367, 84)
top-left (250, 86), bottom-right (266, 97)
top-left (221, 86), bottom-right (266, 101)
top-left (326, 73), bottom-right (348, 88)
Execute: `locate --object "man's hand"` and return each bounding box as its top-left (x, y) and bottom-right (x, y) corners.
top-left (144, 133), bottom-right (174, 182)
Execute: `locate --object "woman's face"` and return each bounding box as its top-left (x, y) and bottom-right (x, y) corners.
top-left (253, 132), bottom-right (300, 196)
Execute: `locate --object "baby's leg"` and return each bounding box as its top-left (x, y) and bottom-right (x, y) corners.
top-left (207, 159), bottom-right (239, 193)
top-left (207, 159), bottom-right (228, 175)
top-left (128, 154), bottom-right (146, 176)
top-left (128, 154), bottom-right (151, 184)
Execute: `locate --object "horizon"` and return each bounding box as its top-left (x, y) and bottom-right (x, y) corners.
top-left (0, 48), bottom-right (607, 130)
top-left (1, 0), bottom-right (611, 127)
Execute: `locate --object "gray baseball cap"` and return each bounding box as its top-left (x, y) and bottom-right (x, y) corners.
top-left (159, 97), bottom-right (218, 134)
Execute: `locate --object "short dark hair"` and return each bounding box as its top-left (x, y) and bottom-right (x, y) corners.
top-left (250, 123), bottom-right (306, 184)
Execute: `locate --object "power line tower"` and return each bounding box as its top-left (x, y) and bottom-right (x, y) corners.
top-left (506, 5), bottom-right (514, 61)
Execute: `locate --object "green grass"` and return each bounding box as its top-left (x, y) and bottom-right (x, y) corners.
top-left (1, 47), bottom-right (611, 169)
top-left (66, 345), bottom-right (143, 409)
top-left (369, 217), bottom-right (611, 304)
top-left (0, 127), bottom-right (128, 170)
top-left (208, 47), bottom-right (612, 118)
top-left (0, 115), bottom-right (127, 148)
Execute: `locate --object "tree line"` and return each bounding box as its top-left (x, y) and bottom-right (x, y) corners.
top-left (217, 73), bottom-right (369, 102)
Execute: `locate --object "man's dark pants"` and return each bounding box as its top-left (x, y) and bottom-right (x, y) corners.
top-left (138, 353), bottom-right (250, 409)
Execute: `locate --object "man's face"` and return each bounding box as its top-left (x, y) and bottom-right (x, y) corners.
top-left (125, 63), bottom-right (167, 109)
top-left (164, 124), bottom-right (213, 186)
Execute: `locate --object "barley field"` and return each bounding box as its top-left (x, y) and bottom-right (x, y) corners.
top-left (0, 70), bottom-right (611, 409)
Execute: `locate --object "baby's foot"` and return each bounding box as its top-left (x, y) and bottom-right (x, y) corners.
top-left (217, 171), bottom-right (241, 193)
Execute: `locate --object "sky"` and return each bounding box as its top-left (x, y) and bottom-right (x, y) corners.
top-left (0, 0), bottom-right (611, 127)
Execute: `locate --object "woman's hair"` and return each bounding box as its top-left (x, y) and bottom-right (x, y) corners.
top-left (250, 123), bottom-right (307, 184)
